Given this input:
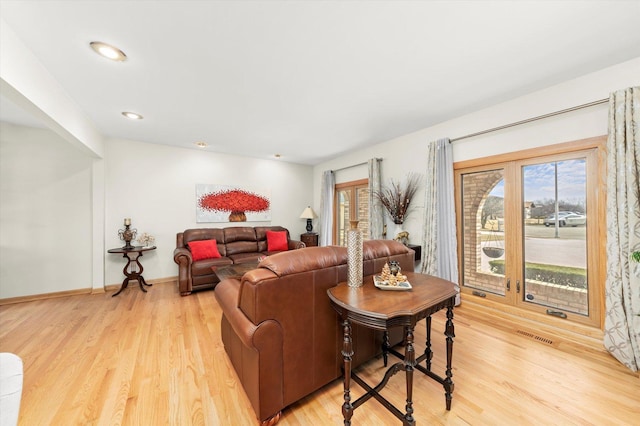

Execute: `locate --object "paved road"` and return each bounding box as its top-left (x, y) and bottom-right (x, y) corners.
top-left (480, 225), bottom-right (586, 270)
top-left (523, 237), bottom-right (586, 268)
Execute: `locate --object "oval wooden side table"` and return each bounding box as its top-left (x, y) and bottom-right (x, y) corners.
top-left (107, 246), bottom-right (156, 296)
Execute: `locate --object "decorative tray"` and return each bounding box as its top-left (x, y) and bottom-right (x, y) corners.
top-left (373, 275), bottom-right (412, 291)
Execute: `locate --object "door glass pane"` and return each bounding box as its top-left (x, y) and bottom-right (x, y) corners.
top-left (461, 170), bottom-right (505, 296)
top-left (356, 186), bottom-right (370, 239)
top-left (522, 160), bottom-right (588, 315)
top-left (336, 189), bottom-right (351, 246)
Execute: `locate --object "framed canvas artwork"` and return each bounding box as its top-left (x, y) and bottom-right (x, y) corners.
top-left (196, 184), bottom-right (271, 223)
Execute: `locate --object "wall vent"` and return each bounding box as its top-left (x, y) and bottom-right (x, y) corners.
top-left (516, 330), bottom-right (554, 345)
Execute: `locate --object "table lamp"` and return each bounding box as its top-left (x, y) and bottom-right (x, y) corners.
top-left (300, 206), bottom-right (318, 233)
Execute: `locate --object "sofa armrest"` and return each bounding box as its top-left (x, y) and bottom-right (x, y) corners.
top-left (215, 280), bottom-right (284, 422)
top-left (173, 247), bottom-right (193, 296)
top-left (217, 279), bottom-right (283, 349)
top-left (288, 239), bottom-right (305, 250)
top-left (173, 247), bottom-right (192, 264)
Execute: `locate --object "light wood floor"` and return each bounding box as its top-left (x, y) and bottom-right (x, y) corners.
top-left (1, 281), bottom-right (638, 425)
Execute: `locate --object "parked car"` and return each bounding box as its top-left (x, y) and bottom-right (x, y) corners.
top-left (563, 213), bottom-right (587, 226)
top-left (544, 211), bottom-right (586, 227)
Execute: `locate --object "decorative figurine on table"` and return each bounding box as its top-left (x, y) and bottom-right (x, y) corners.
top-left (381, 262), bottom-right (392, 281)
top-left (380, 261), bottom-right (407, 286)
top-left (137, 232), bottom-right (155, 248)
top-left (394, 231), bottom-right (410, 245)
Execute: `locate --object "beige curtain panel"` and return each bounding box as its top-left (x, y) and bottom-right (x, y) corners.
top-left (604, 86), bottom-right (640, 372)
top-left (421, 138), bottom-right (460, 305)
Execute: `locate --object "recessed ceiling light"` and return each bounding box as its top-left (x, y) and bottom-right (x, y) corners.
top-left (90, 41), bottom-right (127, 62)
top-left (121, 111), bottom-right (143, 120)
top-left (194, 141), bottom-right (208, 148)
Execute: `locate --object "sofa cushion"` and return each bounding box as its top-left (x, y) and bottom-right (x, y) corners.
top-left (182, 228), bottom-right (227, 257)
top-left (259, 246), bottom-right (347, 278)
top-left (255, 226), bottom-right (289, 252)
top-left (258, 241), bottom-right (411, 279)
top-left (266, 230), bottom-right (288, 251)
top-left (226, 240), bottom-right (259, 256)
top-left (188, 239), bottom-right (222, 261)
top-left (224, 227), bottom-right (257, 243)
top-left (192, 257), bottom-right (233, 276)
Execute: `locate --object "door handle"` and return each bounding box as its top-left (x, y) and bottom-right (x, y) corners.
top-left (506, 278), bottom-right (511, 291)
top-left (516, 280), bottom-right (521, 293)
top-left (547, 309), bottom-right (567, 319)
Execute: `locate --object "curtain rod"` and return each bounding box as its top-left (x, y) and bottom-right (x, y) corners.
top-left (332, 158), bottom-right (381, 173)
top-left (450, 98), bottom-right (608, 143)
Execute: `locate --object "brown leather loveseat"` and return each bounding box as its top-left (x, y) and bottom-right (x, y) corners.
top-left (173, 226), bottom-right (304, 296)
top-left (214, 240), bottom-right (414, 424)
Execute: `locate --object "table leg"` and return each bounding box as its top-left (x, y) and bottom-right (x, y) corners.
top-left (111, 278), bottom-right (129, 297)
top-left (403, 325), bottom-right (416, 426)
top-left (133, 253), bottom-right (152, 292)
top-left (138, 275), bottom-right (153, 292)
top-left (425, 315), bottom-right (433, 371)
top-left (112, 253), bottom-right (134, 297)
top-left (341, 318), bottom-right (354, 426)
top-left (382, 330), bottom-right (390, 367)
top-left (444, 305), bottom-right (455, 410)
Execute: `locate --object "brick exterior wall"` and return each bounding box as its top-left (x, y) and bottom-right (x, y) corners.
top-left (462, 171), bottom-right (505, 295)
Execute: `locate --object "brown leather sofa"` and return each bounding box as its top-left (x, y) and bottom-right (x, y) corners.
top-left (173, 226), bottom-right (304, 296)
top-left (214, 240), bottom-right (414, 424)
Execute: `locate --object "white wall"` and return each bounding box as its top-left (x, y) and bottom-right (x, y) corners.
top-left (0, 122), bottom-right (93, 298)
top-left (0, 18), bottom-right (104, 158)
top-left (312, 57), bottom-right (640, 247)
top-left (103, 138), bottom-right (313, 286)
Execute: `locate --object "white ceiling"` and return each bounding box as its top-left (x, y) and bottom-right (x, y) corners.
top-left (1, 1), bottom-right (639, 165)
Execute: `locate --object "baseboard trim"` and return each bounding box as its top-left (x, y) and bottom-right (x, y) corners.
top-left (1, 276), bottom-right (178, 305)
top-left (0, 288), bottom-right (93, 305)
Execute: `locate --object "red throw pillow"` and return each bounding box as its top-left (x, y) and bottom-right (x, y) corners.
top-left (266, 231), bottom-right (289, 251)
top-left (188, 239), bottom-right (222, 261)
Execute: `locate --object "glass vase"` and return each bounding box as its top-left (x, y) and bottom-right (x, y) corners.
top-left (347, 220), bottom-right (363, 288)
top-left (389, 222), bottom-right (404, 241)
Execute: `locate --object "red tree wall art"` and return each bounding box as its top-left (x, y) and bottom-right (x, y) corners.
top-left (196, 185), bottom-right (271, 223)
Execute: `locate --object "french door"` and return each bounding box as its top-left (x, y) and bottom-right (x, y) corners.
top-left (455, 139), bottom-right (605, 328)
top-left (334, 179), bottom-right (369, 245)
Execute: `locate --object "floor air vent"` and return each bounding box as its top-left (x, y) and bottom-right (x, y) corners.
top-left (516, 330), bottom-right (554, 345)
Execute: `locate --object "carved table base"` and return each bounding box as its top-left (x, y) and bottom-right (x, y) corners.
top-left (108, 246), bottom-right (156, 297)
top-left (328, 272), bottom-right (457, 425)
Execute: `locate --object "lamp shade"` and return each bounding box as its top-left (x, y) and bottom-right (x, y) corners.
top-left (299, 206), bottom-right (317, 219)
top-left (300, 206), bottom-right (317, 233)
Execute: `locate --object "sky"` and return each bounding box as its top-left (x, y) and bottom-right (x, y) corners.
top-left (489, 159), bottom-right (586, 205)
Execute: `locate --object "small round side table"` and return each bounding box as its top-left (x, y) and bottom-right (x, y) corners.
top-left (107, 246), bottom-right (156, 297)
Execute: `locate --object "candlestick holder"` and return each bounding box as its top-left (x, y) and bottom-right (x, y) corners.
top-left (118, 224), bottom-right (138, 249)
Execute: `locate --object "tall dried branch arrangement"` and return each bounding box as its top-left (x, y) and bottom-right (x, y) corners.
top-left (374, 173), bottom-right (422, 224)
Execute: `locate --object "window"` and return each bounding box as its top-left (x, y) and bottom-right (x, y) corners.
top-left (334, 179), bottom-right (369, 245)
top-left (454, 137), bottom-right (606, 328)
